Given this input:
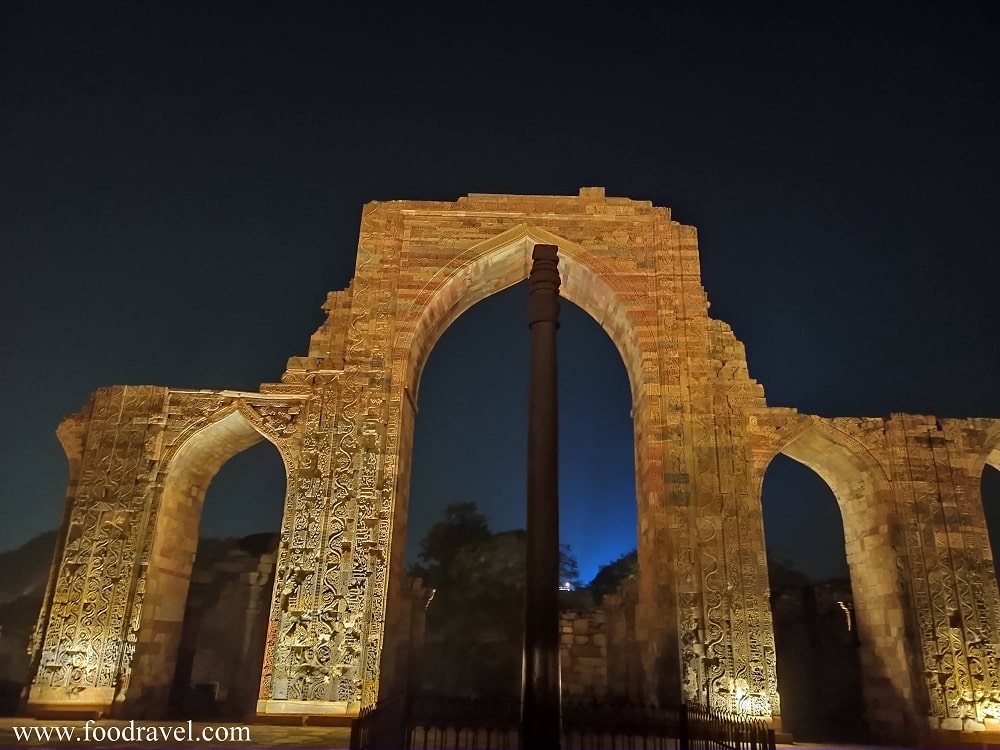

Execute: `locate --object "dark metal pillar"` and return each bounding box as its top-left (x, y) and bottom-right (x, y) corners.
top-left (521, 244), bottom-right (562, 750)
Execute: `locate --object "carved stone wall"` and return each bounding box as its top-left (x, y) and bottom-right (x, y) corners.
top-left (27, 386), bottom-right (169, 716)
top-left (25, 387), bottom-right (305, 718)
top-left (24, 190), bottom-right (1000, 746)
top-left (886, 417), bottom-right (1000, 737)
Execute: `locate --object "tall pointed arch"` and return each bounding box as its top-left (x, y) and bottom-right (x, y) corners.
top-left (381, 224), bottom-right (659, 696)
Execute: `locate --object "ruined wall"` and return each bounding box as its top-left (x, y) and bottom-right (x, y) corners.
top-left (560, 610), bottom-right (609, 699)
top-left (26, 386), bottom-right (169, 716)
top-left (170, 535), bottom-right (278, 719)
top-left (559, 582), bottom-right (643, 702)
top-left (378, 578), bottom-right (431, 696)
top-left (348, 190), bottom-right (779, 718)
top-left (886, 416), bottom-right (1000, 737)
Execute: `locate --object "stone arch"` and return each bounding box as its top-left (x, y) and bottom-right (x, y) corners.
top-left (382, 224), bottom-right (658, 695)
top-left (760, 418), bottom-right (916, 739)
top-left (955, 422), bottom-right (1000, 578)
top-left (123, 408), bottom-right (288, 717)
top-left (402, 224), bottom-right (645, 402)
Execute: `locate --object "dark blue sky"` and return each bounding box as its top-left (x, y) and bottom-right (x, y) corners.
top-left (1, 1), bottom-right (998, 583)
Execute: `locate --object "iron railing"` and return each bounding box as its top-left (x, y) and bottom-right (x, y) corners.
top-left (680, 703), bottom-right (775, 750)
top-left (409, 695), bottom-right (519, 750)
top-left (563, 699), bottom-right (679, 750)
top-left (349, 694), bottom-right (776, 750)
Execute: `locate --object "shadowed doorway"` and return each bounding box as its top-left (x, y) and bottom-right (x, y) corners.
top-left (167, 440), bottom-right (286, 719)
top-left (761, 453), bottom-right (869, 743)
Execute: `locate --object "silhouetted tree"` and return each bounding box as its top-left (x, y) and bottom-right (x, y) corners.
top-left (586, 549), bottom-right (638, 603)
top-left (410, 503), bottom-right (583, 698)
top-left (765, 550), bottom-right (809, 590)
top-left (408, 501), bottom-right (491, 587)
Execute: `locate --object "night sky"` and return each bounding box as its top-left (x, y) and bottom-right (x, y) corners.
top-left (1, 1), bottom-right (998, 584)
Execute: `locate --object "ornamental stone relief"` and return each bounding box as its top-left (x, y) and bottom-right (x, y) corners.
top-left (24, 190), bottom-right (1000, 746)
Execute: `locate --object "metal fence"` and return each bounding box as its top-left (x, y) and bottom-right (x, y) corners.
top-left (561, 699), bottom-right (679, 750)
top-left (349, 694), bottom-right (775, 750)
top-left (679, 703), bottom-right (775, 750)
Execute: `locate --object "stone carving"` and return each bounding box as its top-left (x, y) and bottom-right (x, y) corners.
top-left (23, 190), bottom-right (1000, 746)
top-left (28, 387), bottom-right (165, 709)
top-left (240, 400), bottom-right (302, 441)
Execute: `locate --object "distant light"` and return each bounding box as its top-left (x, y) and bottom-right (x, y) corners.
top-left (559, 581), bottom-right (573, 591)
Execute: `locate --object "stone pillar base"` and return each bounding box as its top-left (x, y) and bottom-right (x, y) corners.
top-left (23, 686), bottom-right (115, 719)
top-left (256, 699), bottom-right (360, 721)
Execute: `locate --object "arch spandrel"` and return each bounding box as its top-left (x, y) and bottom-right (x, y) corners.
top-left (958, 418), bottom-right (1000, 475)
top-left (163, 408), bottom-right (266, 479)
top-left (779, 419), bottom-right (891, 502)
top-left (745, 408), bottom-right (814, 487)
top-left (989, 429), bottom-right (1000, 471)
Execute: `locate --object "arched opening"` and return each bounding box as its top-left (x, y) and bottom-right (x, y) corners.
top-left (387, 231), bottom-right (644, 703)
top-left (761, 453), bottom-right (866, 743)
top-left (402, 279), bottom-right (637, 701)
top-left (125, 410), bottom-right (287, 718)
top-left (761, 422), bottom-right (910, 742)
top-left (167, 439), bottom-right (286, 719)
top-left (556, 293), bottom-right (638, 702)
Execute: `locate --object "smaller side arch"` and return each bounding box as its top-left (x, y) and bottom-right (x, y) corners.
top-left (759, 418), bottom-right (919, 742)
top-left (120, 407), bottom-right (288, 718)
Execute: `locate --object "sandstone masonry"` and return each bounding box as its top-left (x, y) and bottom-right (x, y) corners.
top-left (22, 190), bottom-right (1000, 746)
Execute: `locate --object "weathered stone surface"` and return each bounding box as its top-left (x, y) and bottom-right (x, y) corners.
top-left (22, 190), bottom-right (1000, 746)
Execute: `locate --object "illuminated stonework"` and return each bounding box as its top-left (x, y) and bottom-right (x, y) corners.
top-left (24, 190), bottom-right (1000, 745)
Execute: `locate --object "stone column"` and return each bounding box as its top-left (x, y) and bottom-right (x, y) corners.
top-left (522, 244), bottom-right (562, 750)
